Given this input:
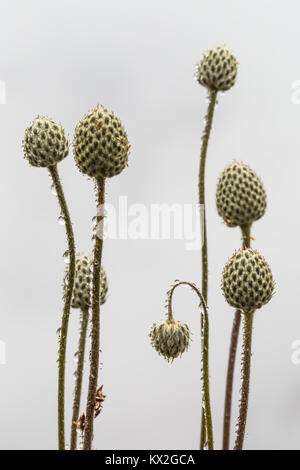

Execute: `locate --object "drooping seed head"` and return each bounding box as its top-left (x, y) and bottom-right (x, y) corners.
top-left (149, 319), bottom-right (190, 362)
top-left (196, 45), bottom-right (238, 91)
top-left (23, 116), bottom-right (69, 168)
top-left (64, 253), bottom-right (108, 309)
top-left (216, 161), bottom-right (267, 228)
top-left (73, 106), bottom-right (130, 178)
top-left (222, 248), bottom-right (274, 313)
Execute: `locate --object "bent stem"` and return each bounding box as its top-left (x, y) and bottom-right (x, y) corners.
top-left (168, 281), bottom-right (214, 450)
top-left (70, 308), bottom-right (89, 450)
top-left (222, 223), bottom-right (252, 450)
top-left (234, 310), bottom-right (255, 450)
top-left (49, 164), bottom-right (76, 450)
top-left (198, 89), bottom-right (217, 449)
top-left (83, 177), bottom-right (105, 450)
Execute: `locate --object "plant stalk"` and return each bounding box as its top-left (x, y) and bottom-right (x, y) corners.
top-left (83, 177), bottom-right (105, 450)
top-left (234, 310), bottom-right (255, 450)
top-left (168, 281), bottom-right (214, 450)
top-left (198, 89), bottom-right (217, 448)
top-left (49, 164), bottom-right (76, 451)
top-left (70, 308), bottom-right (89, 450)
top-left (222, 309), bottom-right (242, 450)
top-left (222, 223), bottom-right (252, 450)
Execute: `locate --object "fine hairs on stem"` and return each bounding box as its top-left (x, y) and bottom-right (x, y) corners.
top-left (198, 90), bottom-right (217, 447)
top-left (70, 308), bottom-right (89, 450)
top-left (234, 310), bottom-right (254, 450)
top-left (222, 308), bottom-right (242, 450)
top-left (23, 116), bottom-right (74, 450)
top-left (196, 45), bottom-right (238, 448)
top-left (68, 254), bottom-right (108, 450)
top-left (73, 105), bottom-right (130, 449)
top-left (222, 223), bottom-right (251, 450)
top-left (167, 281), bottom-right (214, 450)
top-left (49, 165), bottom-right (76, 450)
top-left (83, 177), bottom-right (105, 450)
top-left (217, 161), bottom-right (267, 449)
top-left (198, 88), bottom-right (218, 303)
top-left (222, 249), bottom-right (274, 450)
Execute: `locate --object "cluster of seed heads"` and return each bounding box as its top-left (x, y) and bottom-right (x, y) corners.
top-left (23, 117), bottom-right (69, 168)
top-left (149, 319), bottom-right (190, 362)
top-left (216, 161), bottom-right (267, 228)
top-left (73, 106), bottom-right (130, 178)
top-left (196, 45), bottom-right (238, 92)
top-left (222, 248), bottom-right (274, 313)
top-left (64, 254), bottom-right (108, 310)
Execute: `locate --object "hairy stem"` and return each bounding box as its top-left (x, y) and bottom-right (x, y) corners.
top-left (83, 177), bottom-right (105, 450)
top-left (198, 89), bottom-right (217, 302)
top-left (70, 308), bottom-right (89, 450)
top-left (198, 89), bottom-right (217, 448)
top-left (168, 281), bottom-right (214, 450)
top-left (222, 223), bottom-right (252, 450)
top-left (49, 164), bottom-right (76, 450)
top-left (234, 310), bottom-right (255, 450)
top-left (222, 309), bottom-right (242, 450)
top-left (240, 223), bottom-right (252, 249)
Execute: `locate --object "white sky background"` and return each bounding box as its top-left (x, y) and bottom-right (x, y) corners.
top-left (0, 0), bottom-right (300, 449)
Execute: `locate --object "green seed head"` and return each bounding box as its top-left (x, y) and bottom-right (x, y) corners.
top-left (216, 161), bottom-right (267, 228)
top-left (149, 319), bottom-right (190, 362)
top-left (23, 117), bottom-right (69, 168)
top-left (196, 45), bottom-right (238, 91)
top-left (73, 106), bottom-right (130, 178)
top-left (222, 248), bottom-right (274, 313)
top-left (64, 253), bottom-right (108, 309)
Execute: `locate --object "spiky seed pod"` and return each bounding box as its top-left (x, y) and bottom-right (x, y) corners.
top-left (196, 45), bottom-right (238, 91)
top-left (149, 319), bottom-right (190, 362)
top-left (216, 161), bottom-right (267, 228)
top-left (73, 106), bottom-right (130, 178)
top-left (64, 254), bottom-right (108, 309)
top-left (222, 248), bottom-right (274, 313)
top-left (23, 117), bottom-right (69, 168)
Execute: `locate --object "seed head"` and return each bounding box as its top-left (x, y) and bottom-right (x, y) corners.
top-left (73, 106), bottom-right (130, 178)
top-left (216, 161), bottom-right (267, 228)
top-left (222, 248), bottom-right (274, 313)
top-left (196, 45), bottom-right (238, 91)
top-left (149, 319), bottom-right (190, 362)
top-left (64, 253), bottom-right (108, 309)
top-left (23, 116), bottom-right (69, 168)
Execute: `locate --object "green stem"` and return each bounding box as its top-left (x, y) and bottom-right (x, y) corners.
top-left (198, 89), bottom-right (217, 449)
top-left (222, 309), bottom-right (242, 450)
top-left (70, 308), bottom-right (89, 450)
top-left (222, 223), bottom-right (252, 450)
top-left (49, 165), bottom-right (76, 451)
top-left (168, 281), bottom-right (214, 450)
top-left (240, 223), bottom-right (252, 249)
top-left (234, 310), bottom-right (255, 450)
top-left (83, 177), bottom-right (105, 450)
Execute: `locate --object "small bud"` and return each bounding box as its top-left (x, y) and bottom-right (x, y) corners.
top-left (73, 106), bottom-right (130, 178)
top-left (216, 161), bottom-right (267, 228)
top-left (149, 319), bottom-right (190, 362)
top-left (222, 248), bottom-right (274, 313)
top-left (196, 45), bottom-right (238, 91)
top-left (23, 116), bottom-right (69, 168)
top-left (64, 253), bottom-right (108, 309)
